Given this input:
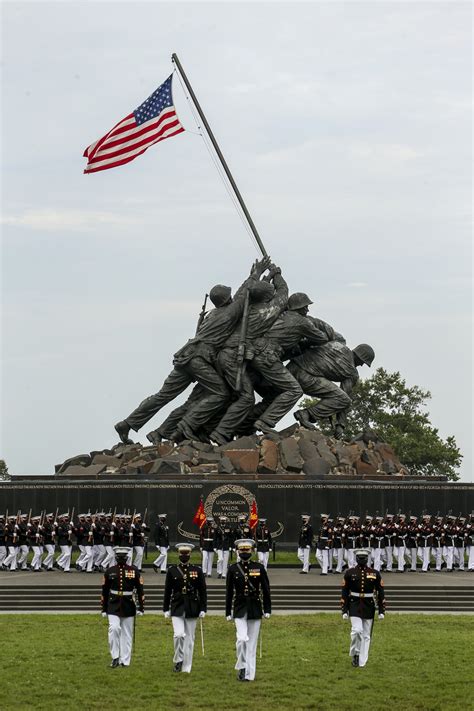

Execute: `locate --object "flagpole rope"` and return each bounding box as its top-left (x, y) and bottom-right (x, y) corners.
top-left (174, 69), bottom-right (262, 256)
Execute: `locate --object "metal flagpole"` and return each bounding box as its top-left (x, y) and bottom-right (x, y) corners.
top-left (171, 53), bottom-right (268, 259)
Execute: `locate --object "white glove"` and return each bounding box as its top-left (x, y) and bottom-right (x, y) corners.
top-left (199, 611), bottom-right (206, 618)
top-left (342, 613), bottom-right (349, 620)
top-left (164, 611), bottom-right (171, 619)
top-left (101, 612), bottom-right (107, 618)
top-left (226, 615), bottom-right (233, 621)
top-left (379, 613), bottom-right (385, 620)
top-left (136, 610), bottom-right (144, 616)
top-left (264, 613), bottom-right (271, 619)
top-left (306, 545), bottom-right (310, 549)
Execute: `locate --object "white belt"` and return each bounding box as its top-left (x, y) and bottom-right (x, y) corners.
top-left (350, 591), bottom-right (373, 598)
top-left (110, 590), bottom-right (133, 597)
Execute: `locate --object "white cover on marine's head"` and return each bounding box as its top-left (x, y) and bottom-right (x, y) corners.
top-left (354, 548), bottom-right (370, 557)
top-left (113, 546), bottom-right (130, 556)
top-left (175, 543), bottom-right (195, 552)
top-left (235, 538), bottom-right (255, 549)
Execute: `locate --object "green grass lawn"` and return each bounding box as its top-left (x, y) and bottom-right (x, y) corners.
top-left (0, 614), bottom-right (471, 711)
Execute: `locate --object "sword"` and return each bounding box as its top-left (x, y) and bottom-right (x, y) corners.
top-left (259, 625), bottom-right (263, 659)
top-left (200, 618), bottom-right (205, 656)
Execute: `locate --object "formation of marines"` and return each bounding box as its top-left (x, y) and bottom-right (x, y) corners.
top-left (0, 510), bottom-right (149, 573)
top-left (114, 257), bottom-right (375, 446)
top-left (298, 511), bottom-right (474, 574)
top-left (1, 509), bottom-right (472, 575)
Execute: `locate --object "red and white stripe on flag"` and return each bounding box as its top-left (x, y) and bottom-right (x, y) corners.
top-left (84, 74), bottom-right (185, 174)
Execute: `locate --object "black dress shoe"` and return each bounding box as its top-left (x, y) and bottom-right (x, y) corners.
top-left (173, 662), bottom-right (183, 672)
top-left (299, 570), bottom-right (308, 574)
top-left (114, 420), bottom-right (134, 445)
top-left (110, 658), bottom-right (120, 668)
top-left (237, 668), bottom-right (246, 681)
top-left (352, 654), bottom-right (359, 667)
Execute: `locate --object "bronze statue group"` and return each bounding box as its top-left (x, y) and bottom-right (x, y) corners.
top-left (114, 257), bottom-right (375, 447)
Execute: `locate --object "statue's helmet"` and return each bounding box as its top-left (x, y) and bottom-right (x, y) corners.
top-left (288, 292), bottom-right (313, 311)
top-left (353, 344), bottom-right (375, 367)
top-left (249, 281), bottom-right (275, 303)
top-left (209, 284), bottom-right (232, 307)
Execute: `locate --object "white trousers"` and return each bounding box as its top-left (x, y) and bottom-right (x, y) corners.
top-left (349, 616), bottom-right (373, 667)
top-left (297, 546), bottom-right (310, 572)
top-left (43, 544), bottom-right (55, 569)
top-left (17, 545), bottom-right (29, 569)
top-left (333, 548), bottom-right (344, 572)
top-left (234, 614), bottom-right (261, 681)
top-left (154, 546), bottom-right (168, 572)
top-left (0, 546), bottom-right (7, 567)
top-left (443, 546), bottom-right (454, 570)
top-left (216, 549), bottom-right (224, 575)
top-left (31, 546), bottom-right (43, 570)
top-left (345, 550), bottom-right (356, 568)
top-left (384, 546), bottom-right (394, 571)
top-left (468, 545), bottom-right (474, 571)
top-left (418, 547), bottom-right (431, 571)
top-left (316, 548), bottom-right (330, 574)
top-left (257, 551), bottom-right (269, 570)
top-left (108, 614), bottom-right (134, 665)
top-left (432, 546), bottom-right (443, 571)
top-left (202, 550), bottom-right (214, 577)
top-left (126, 547), bottom-right (133, 566)
top-left (102, 546), bottom-right (116, 570)
top-left (407, 548), bottom-right (417, 571)
top-left (454, 547), bottom-right (464, 570)
top-left (57, 545), bottom-right (72, 571)
top-left (77, 545), bottom-right (94, 571)
top-left (394, 545), bottom-right (406, 571)
top-left (4, 546), bottom-right (18, 570)
top-left (93, 544), bottom-right (106, 568)
top-left (217, 550), bottom-right (230, 576)
top-left (371, 549), bottom-right (383, 571)
top-left (171, 615), bottom-right (197, 673)
top-left (133, 546), bottom-right (144, 571)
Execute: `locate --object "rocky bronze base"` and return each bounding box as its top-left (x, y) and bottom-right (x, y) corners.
top-left (52, 426), bottom-right (415, 480)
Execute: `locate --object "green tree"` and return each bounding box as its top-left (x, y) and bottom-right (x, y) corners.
top-left (300, 368), bottom-right (462, 481)
top-left (0, 460), bottom-right (10, 481)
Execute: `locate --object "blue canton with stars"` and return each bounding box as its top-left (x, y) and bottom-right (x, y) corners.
top-left (133, 75), bottom-right (174, 125)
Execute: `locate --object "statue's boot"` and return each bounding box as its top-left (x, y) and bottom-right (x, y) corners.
top-left (146, 429), bottom-right (163, 445)
top-left (209, 430), bottom-right (229, 447)
top-left (293, 410), bottom-right (316, 430)
top-left (254, 419), bottom-right (278, 435)
top-left (114, 420), bottom-right (134, 445)
top-left (177, 421), bottom-right (200, 442)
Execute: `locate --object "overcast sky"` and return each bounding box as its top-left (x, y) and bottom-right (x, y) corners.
top-left (1, 1), bottom-right (472, 482)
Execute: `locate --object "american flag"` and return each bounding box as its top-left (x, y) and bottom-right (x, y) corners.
top-left (83, 75), bottom-right (184, 174)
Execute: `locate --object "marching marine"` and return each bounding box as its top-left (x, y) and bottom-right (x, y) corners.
top-left (200, 517), bottom-right (216, 578)
top-left (101, 546), bottom-right (145, 668)
top-left (254, 517), bottom-right (272, 570)
top-left (163, 543), bottom-right (207, 673)
top-left (226, 538), bottom-right (271, 682)
top-left (341, 548), bottom-right (386, 668)
top-left (297, 513), bottom-right (313, 574)
top-left (153, 513), bottom-right (170, 574)
top-left (215, 515), bottom-right (233, 579)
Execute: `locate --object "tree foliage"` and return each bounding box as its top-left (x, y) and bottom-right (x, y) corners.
top-left (0, 460), bottom-right (10, 481)
top-left (301, 368), bottom-right (462, 481)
